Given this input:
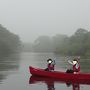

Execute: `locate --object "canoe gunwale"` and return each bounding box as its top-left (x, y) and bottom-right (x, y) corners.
top-left (29, 66), bottom-right (90, 80)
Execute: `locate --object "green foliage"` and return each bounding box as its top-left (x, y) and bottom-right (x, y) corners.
top-left (57, 28), bottom-right (90, 56)
top-left (33, 28), bottom-right (90, 57)
top-left (0, 24), bottom-right (21, 55)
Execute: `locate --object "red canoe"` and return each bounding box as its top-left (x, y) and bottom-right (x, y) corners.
top-left (29, 66), bottom-right (90, 81)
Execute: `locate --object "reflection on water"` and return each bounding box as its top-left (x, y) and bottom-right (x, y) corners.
top-left (29, 76), bottom-right (56, 90)
top-left (29, 75), bottom-right (90, 90)
top-left (0, 52), bottom-right (20, 83)
top-left (29, 75), bottom-right (79, 90)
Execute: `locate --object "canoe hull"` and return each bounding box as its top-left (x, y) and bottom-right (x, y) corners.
top-left (29, 66), bottom-right (90, 81)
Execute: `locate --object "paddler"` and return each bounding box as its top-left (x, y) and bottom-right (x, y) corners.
top-left (68, 57), bottom-right (80, 74)
top-left (45, 59), bottom-right (55, 71)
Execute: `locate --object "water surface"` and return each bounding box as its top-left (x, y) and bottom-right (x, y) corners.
top-left (0, 52), bottom-right (90, 90)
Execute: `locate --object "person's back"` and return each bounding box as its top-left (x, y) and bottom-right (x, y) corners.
top-left (46, 59), bottom-right (55, 71)
top-left (73, 59), bottom-right (80, 73)
top-left (68, 58), bottom-right (80, 73)
top-left (48, 63), bottom-right (54, 71)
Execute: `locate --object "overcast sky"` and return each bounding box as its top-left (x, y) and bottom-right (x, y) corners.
top-left (0, 0), bottom-right (90, 42)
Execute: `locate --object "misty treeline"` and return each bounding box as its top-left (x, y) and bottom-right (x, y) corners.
top-left (23, 28), bottom-right (90, 57)
top-left (0, 24), bottom-right (21, 55)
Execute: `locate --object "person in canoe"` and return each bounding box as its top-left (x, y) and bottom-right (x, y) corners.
top-left (67, 57), bottom-right (80, 74)
top-left (45, 59), bottom-right (55, 71)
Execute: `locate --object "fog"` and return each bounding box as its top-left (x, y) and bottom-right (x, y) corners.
top-left (0, 0), bottom-right (90, 42)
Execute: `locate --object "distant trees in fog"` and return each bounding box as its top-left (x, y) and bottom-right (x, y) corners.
top-left (23, 28), bottom-right (90, 57)
top-left (68, 28), bottom-right (90, 56)
top-left (0, 24), bottom-right (21, 55)
top-left (22, 42), bottom-right (33, 52)
top-left (33, 36), bottom-right (53, 52)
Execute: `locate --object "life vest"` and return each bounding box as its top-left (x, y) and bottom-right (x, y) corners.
top-left (73, 63), bottom-right (80, 72)
top-left (48, 63), bottom-right (54, 71)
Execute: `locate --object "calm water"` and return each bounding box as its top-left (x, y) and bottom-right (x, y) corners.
top-left (0, 52), bottom-right (90, 90)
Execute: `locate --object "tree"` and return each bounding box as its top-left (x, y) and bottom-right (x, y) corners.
top-left (52, 34), bottom-right (68, 54)
top-left (33, 36), bottom-right (53, 52)
top-left (0, 24), bottom-right (21, 55)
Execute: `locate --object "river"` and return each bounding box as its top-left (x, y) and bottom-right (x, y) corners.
top-left (0, 52), bottom-right (90, 90)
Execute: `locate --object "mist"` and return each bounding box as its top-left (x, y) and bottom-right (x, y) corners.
top-left (0, 0), bottom-right (90, 42)
top-left (0, 1), bottom-right (90, 89)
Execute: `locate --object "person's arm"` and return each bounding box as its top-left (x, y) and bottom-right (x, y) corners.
top-left (68, 60), bottom-right (74, 65)
top-left (53, 60), bottom-right (56, 65)
top-left (51, 60), bottom-right (56, 65)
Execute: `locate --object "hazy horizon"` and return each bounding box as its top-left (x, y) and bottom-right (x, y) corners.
top-left (0, 0), bottom-right (90, 43)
